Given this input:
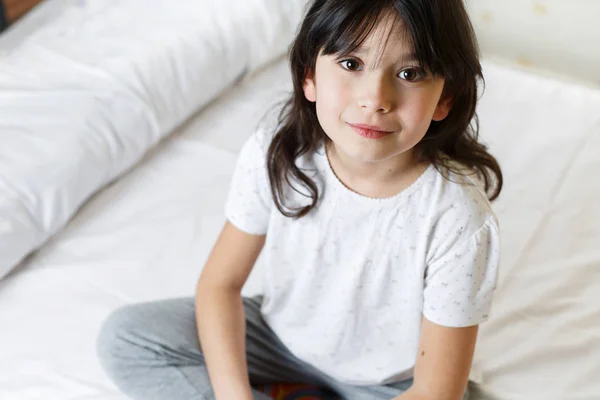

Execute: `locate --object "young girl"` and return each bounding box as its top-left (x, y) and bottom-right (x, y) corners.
top-left (97, 0), bottom-right (502, 399)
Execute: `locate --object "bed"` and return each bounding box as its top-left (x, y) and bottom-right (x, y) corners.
top-left (1, 1), bottom-right (599, 400)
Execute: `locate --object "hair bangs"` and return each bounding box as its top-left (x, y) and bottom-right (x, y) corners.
top-left (315, 1), bottom-right (442, 74)
top-left (318, 1), bottom-right (392, 58)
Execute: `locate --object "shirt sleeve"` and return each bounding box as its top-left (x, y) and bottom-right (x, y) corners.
top-left (224, 130), bottom-right (273, 235)
top-left (423, 217), bottom-right (500, 327)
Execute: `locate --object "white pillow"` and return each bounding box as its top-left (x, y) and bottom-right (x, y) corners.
top-left (0, 0), bottom-right (309, 279)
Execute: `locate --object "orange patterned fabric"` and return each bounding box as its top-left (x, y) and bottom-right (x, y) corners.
top-left (254, 383), bottom-right (332, 400)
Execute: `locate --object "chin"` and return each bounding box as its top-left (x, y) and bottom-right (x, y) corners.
top-left (342, 143), bottom-right (402, 163)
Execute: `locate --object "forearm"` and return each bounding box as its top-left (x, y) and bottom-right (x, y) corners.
top-left (393, 386), bottom-right (463, 400)
top-left (196, 286), bottom-right (253, 400)
top-left (393, 387), bottom-right (429, 400)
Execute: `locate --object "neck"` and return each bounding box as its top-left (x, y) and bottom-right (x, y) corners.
top-left (326, 143), bottom-right (427, 199)
top-left (328, 142), bottom-right (418, 182)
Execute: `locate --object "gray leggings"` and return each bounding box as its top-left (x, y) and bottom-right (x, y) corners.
top-left (96, 296), bottom-right (469, 400)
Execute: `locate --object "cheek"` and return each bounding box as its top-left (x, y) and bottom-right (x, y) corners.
top-left (403, 90), bottom-right (442, 127)
top-left (315, 69), bottom-right (351, 118)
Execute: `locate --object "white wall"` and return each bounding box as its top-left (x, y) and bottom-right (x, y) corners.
top-left (467, 0), bottom-right (600, 88)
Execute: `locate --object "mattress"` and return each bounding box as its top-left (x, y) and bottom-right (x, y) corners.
top-left (0, 55), bottom-right (292, 400)
top-left (1, 10), bottom-right (600, 400)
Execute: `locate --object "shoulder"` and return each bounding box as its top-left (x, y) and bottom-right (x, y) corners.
top-left (253, 110), bottom-right (281, 151)
top-left (428, 164), bottom-right (496, 226)
top-left (424, 166), bottom-right (499, 263)
top-left (246, 126), bottom-right (274, 155)
top-left (237, 119), bottom-right (279, 169)
top-left (225, 122), bottom-right (278, 234)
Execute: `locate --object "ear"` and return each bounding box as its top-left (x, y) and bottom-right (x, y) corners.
top-left (432, 95), bottom-right (452, 122)
top-left (303, 68), bottom-right (317, 103)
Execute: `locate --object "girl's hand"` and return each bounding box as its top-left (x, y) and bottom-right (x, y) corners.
top-left (215, 385), bottom-right (254, 400)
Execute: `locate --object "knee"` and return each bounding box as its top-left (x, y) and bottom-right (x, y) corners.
top-left (96, 298), bottom-right (199, 376)
top-left (96, 303), bottom-right (148, 375)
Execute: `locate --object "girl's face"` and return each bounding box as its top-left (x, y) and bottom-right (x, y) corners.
top-left (303, 15), bottom-right (450, 166)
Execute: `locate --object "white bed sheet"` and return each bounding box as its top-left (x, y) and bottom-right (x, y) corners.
top-left (0, 56), bottom-right (292, 400)
top-left (1, 56), bottom-right (599, 400)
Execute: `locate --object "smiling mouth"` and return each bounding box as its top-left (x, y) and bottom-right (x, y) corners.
top-left (347, 123), bottom-right (395, 139)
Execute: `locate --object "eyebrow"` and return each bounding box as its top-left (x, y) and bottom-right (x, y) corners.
top-left (352, 46), bottom-right (417, 63)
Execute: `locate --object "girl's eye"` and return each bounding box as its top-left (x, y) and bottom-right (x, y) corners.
top-left (339, 59), bottom-right (361, 71)
top-left (398, 68), bottom-right (425, 82)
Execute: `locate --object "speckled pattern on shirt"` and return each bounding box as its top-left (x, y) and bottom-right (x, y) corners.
top-left (225, 128), bottom-right (500, 386)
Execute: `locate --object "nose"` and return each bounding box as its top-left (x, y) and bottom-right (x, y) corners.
top-left (357, 73), bottom-right (395, 114)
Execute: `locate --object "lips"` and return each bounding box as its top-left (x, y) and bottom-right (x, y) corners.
top-left (347, 123), bottom-right (395, 139)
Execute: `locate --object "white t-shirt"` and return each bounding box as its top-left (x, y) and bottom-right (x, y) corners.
top-left (225, 128), bottom-right (500, 386)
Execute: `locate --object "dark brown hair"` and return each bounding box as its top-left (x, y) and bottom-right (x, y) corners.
top-left (267, 0), bottom-right (503, 218)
